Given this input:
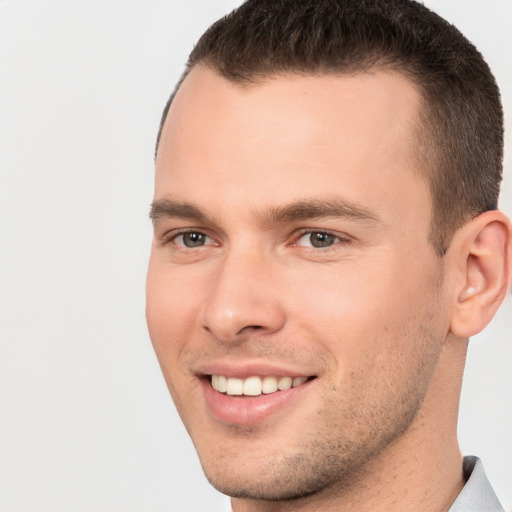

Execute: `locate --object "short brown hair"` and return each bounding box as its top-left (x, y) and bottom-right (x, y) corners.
top-left (157, 0), bottom-right (504, 255)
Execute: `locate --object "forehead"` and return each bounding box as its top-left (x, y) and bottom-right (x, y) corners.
top-left (158, 66), bottom-right (422, 154)
top-left (155, 66), bottom-right (429, 226)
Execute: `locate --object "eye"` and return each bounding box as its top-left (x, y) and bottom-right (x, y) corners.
top-left (295, 231), bottom-right (344, 248)
top-left (174, 231), bottom-right (211, 248)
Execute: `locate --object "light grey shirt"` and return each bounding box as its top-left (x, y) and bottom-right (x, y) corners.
top-left (448, 456), bottom-right (504, 511)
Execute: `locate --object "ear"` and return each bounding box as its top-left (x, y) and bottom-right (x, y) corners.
top-left (449, 210), bottom-right (512, 338)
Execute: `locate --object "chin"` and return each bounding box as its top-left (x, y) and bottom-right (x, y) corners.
top-left (195, 434), bottom-right (383, 502)
top-left (202, 462), bottom-right (333, 502)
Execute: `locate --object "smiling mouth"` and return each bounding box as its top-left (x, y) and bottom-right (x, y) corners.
top-left (210, 375), bottom-right (314, 396)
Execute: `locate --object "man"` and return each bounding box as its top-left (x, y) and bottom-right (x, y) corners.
top-left (146, 0), bottom-right (511, 510)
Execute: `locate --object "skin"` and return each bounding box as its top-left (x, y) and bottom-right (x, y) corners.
top-left (146, 66), bottom-right (511, 511)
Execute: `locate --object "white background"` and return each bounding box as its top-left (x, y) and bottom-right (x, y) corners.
top-left (0, 1), bottom-right (510, 511)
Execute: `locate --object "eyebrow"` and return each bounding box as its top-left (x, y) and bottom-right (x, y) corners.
top-left (261, 198), bottom-right (383, 225)
top-left (150, 197), bottom-right (383, 226)
top-left (150, 199), bottom-right (207, 222)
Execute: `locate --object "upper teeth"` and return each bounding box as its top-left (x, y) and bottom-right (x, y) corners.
top-left (211, 375), bottom-right (308, 396)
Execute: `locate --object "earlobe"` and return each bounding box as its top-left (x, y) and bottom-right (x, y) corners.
top-left (449, 210), bottom-right (512, 338)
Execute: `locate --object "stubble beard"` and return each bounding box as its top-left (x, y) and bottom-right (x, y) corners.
top-left (185, 260), bottom-right (448, 505)
top-left (197, 324), bottom-right (446, 505)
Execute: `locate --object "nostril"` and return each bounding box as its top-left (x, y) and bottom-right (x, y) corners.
top-left (238, 325), bottom-right (263, 334)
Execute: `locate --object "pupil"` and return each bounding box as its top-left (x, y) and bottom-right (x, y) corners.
top-left (184, 233), bottom-right (205, 247)
top-left (311, 232), bottom-right (335, 248)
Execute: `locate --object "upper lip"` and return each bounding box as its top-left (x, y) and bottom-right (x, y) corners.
top-left (194, 359), bottom-right (317, 379)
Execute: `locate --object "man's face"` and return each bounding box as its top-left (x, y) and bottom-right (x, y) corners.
top-left (147, 67), bottom-right (450, 500)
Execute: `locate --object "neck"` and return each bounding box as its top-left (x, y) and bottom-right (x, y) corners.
top-left (231, 337), bottom-right (467, 512)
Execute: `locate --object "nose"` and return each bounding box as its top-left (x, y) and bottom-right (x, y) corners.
top-left (199, 250), bottom-right (286, 344)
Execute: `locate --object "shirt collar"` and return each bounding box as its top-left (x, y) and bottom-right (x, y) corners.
top-left (448, 456), bottom-right (504, 512)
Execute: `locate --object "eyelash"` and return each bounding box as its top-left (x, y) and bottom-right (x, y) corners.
top-left (161, 229), bottom-right (216, 249)
top-left (161, 228), bottom-right (352, 251)
top-left (293, 229), bottom-right (352, 249)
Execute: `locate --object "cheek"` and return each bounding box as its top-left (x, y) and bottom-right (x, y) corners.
top-left (291, 266), bottom-right (445, 430)
top-left (146, 269), bottom-right (203, 420)
top-left (146, 265), bottom-right (199, 363)
top-left (288, 259), bottom-right (395, 331)
top-left (286, 255), bottom-right (441, 366)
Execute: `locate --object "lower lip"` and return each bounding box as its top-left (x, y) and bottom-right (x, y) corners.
top-left (201, 378), bottom-right (314, 426)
